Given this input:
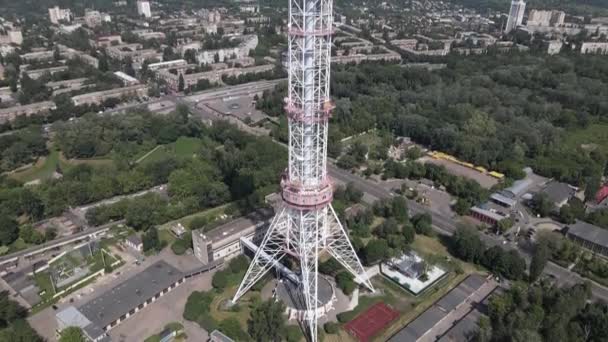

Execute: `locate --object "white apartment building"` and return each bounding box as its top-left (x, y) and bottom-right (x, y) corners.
top-left (136, 0), bottom-right (152, 18)
top-left (505, 0), bottom-right (526, 33)
top-left (48, 6), bottom-right (72, 24)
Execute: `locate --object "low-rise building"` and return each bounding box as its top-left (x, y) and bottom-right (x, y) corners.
top-left (566, 220), bottom-right (608, 257)
top-left (114, 71), bottom-right (140, 86)
top-left (157, 64), bottom-right (274, 91)
top-left (125, 234), bottom-right (143, 252)
top-left (25, 66), bottom-right (69, 79)
top-left (196, 35), bottom-right (258, 64)
top-left (581, 42), bottom-right (608, 55)
top-left (71, 85), bottom-right (148, 106)
top-left (542, 181), bottom-right (576, 209)
top-left (133, 30), bottom-right (166, 40)
top-left (0, 101), bottom-right (56, 123)
top-left (148, 59), bottom-right (188, 71)
top-left (94, 35), bottom-right (123, 47)
top-left (192, 209), bottom-right (273, 265)
top-left (56, 261), bottom-right (184, 341)
top-left (470, 205), bottom-right (509, 227)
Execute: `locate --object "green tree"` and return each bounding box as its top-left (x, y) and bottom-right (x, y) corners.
top-left (0, 215), bottom-right (19, 246)
top-left (529, 241), bottom-right (550, 282)
top-left (451, 224), bottom-right (484, 263)
top-left (178, 73), bottom-right (185, 92)
top-left (412, 212), bottom-right (433, 235)
top-left (59, 327), bottom-right (86, 342)
top-left (248, 299), bottom-right (287, 342)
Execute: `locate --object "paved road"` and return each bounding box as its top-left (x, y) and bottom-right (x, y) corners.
top-left (327, 164), bottom-right (608, 302)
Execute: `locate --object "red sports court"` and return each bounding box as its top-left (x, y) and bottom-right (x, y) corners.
top-left (345, 302), bottom-right (400, 342)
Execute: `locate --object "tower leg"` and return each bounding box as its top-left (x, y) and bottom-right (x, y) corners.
top-left (232, 208), bottom-right (290, 303)
top-left (325, 204), bottom-right (375, 292)
top-left (295, 209), bottom-right (322, 341)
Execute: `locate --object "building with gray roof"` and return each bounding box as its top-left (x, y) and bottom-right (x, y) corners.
top-left (566, 220), bottom-right (608, 257)
top-left (388, 274), bottom-right (488, 342)
top-left (56, 261), bottom-right (185, 341)
top-left (542, 181), bottom-right (576, 208)
top-left (192, 209), bottom-right (273, 265)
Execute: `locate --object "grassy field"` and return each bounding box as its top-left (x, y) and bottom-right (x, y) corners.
top-left (563, 123), bottom-right (608, 152)
top-left (9, 148), bottom-right (113, 183)
top-left (10, 149), bottom-right (60, 182)
top-left (138, 137), bottom-right (204, 164)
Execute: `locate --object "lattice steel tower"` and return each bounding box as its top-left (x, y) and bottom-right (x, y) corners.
top-left (232, 0), bottom-right (374, 340)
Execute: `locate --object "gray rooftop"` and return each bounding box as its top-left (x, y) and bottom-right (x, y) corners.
top-left (78, 260), bottom-right (183, 329)
top-left (126, 234), bottom-right (142, 245)
top-left (203, 208), bottom-right (274, 243)
top-left (542, 181), bottom-right (575, 205)
top-left (210, 330), bottom-right (235, 342)
top-left (388, 274), bottom-right (487, 342)
top-left (567, 220), bottom-right (608, 249)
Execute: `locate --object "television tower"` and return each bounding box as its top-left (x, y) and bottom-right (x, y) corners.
top-left (231, 0), bottom-right (374, 340)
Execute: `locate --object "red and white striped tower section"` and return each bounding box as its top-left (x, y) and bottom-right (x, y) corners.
top-left (232, 0), bottom-right (374, 340)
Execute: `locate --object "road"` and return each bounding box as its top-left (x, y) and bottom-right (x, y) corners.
top-left (327, 164), bottom-right (608, 302)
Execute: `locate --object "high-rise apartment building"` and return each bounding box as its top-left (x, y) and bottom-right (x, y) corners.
top-left (48, 6), bottom-right (72, 24)
top-left (505, 0), bottom-right (526, 33)
top-left (136, 0), bottom-right (152, 18)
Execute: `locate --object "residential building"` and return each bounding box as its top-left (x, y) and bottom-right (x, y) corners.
top-left (157, 64), bottom-right (274, 91)
top-left (56, 261), bottom-right (184, 341)
top-left (0, 101), bottom-right (56, 123)
top-left (192, 209), bottom-right (273, 265)
top-left (25, 66), bottom-right (69, 80)
top-left (133, 30), bottom-right (165, 40)
top-left (581, 42), bottom-right (608, 55)
top-left (0, 24), bottom-right (23, 46)
top-left (137, 0), bottom-right (152, 18)
top-left (71, 85), bottom-right (148, 106)
top-left (114, 71), bottom-right (140, 86)
top-left (505, 0), bottom-right (526, 33)
top-left (147, 59), bottom-right (188, 71)
top-left (94, 35), bottom-right (123, 47)
top-left (48, 6), bottom-right (72, 24)
top-left (566, 220), bottom-right (608, 257)
top-left (196, 35), bottom-right (258, 64)
top-left (85, 10), bottom-right (103, 27)
top-left (528, 10), bottom-right (565, 27)
top-left (545, 40), bottom-right (563, 55)
top-left (125, 234), bottom-right (143, 252)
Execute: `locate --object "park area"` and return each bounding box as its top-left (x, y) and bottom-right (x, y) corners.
top-left (136, 137), bottom-right (205, 164)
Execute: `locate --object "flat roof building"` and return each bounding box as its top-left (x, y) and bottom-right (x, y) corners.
top-left (71, 85), bottom-right (148, 106)
top-left (388, 274), bottom-right (494, 342)
top-left (56, 261), bottom-right (185, 340)
top-left (566, 220), bottom-right (608, 257)
top-left (542, 181), bottom-right (576, 208)
top-left (192, 209), bottom-right (273, 265)
top-left (0, 101), bottom-right (56, 123)
top-left (114, 71), bottom-right (140, 86)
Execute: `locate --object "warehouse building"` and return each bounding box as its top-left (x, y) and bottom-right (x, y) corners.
top-left (56, 261), bottom-right (185, 341)
top-left (566, 220), bottom-right (608, 258)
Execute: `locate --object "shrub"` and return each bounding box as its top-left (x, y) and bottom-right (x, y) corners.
top-left (336, 310), bottom-right (357, 323)
top-left (324, 322), bottom-right (339, 334)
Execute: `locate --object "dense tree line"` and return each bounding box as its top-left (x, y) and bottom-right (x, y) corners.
top-left (0, 291), bottom-right (42, 341)
top-left (262, 54), bottom-right (608, 189)
top-left (0, 126), bottom-right (47, 172)
top-left (221, 66), bottom-right (286, 86)
top-left (477, 282), bottom-right (608, 342)
top-left (55, 107), bottom-right (197, 159)
top-left (86, 121), bottom-right (286, 229)
top-left (451, 225), bottom-right (527, 280)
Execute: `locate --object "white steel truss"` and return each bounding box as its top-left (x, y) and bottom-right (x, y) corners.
top-left (232, 0), bottom-right (373, 340)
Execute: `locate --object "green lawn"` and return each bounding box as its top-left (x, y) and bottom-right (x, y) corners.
top-left (10, 148), bottom-right (113, 183)
top-left (139, 137), bottom-right (204, 164)
top-left (10, 149), bottom-right (60, 182)
top-left (563, 123), bottom-right (608, 152)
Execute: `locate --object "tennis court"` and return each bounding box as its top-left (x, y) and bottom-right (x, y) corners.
top-left (344, 302), bottom-right (400, 342)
